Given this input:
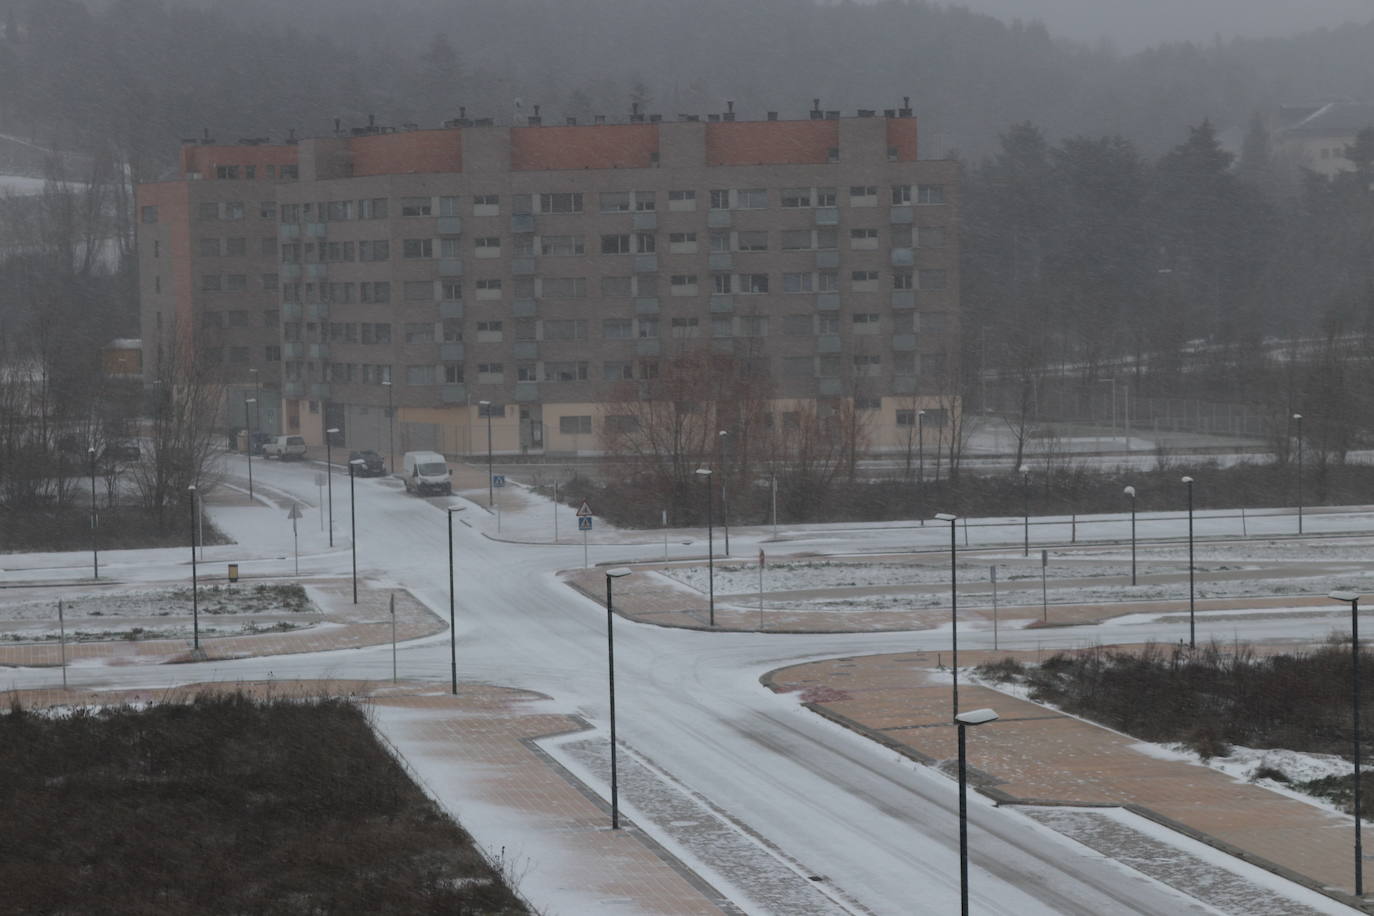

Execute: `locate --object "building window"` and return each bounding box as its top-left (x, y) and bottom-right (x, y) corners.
top-left (892, 185), bottom-right (912, 205)
top-left (476, 320), bottom-right (504, 342)
top-left (438, 196), bottom-right (461, 217)
top-left (637, 317), bottom-right (659, 338)
top-left (818, 313), bottom-right (840, 333)
top-left (601, 234), bottom-right (631, 255)
top-left (401, 197), bottom-right (432, 217)
top-left (712, 315), bottom-right (733, 338)
top-left (477, 363), bottom-right (504, 383)
top-left (472, 194), bottom-right (499, 215)
top-left (783, 272), bottom-right (813, 293)
top-left (603, 361), bottom-right (634, 381)
top-left (849, 186), bottom-right (878, 206)
top-left (544, 361), bottom-right (588, 382)
top-left (541, 234), bottom-right (585, 256)
top-left (602, 276), bottom-right (633, 298)
top-left (539, 192), bottom-right (583, 213)
top-left (602, 318), bottom-right (633, 339)
top-left (670, 316), bottom-right (700, 338)
top-left (542, 277), bottom-right (587, 299)
top-left (710, 231), bottom-right (731, 253)
top-left (849, 228), bottom-right (879, 249)
top-left (852, 312), bottom-right (881, 333)
top-left (560, 415), bottom-right (593, 435)
top-left (709, 190), bottom-right (730, 210)
top-left (668, 189), bottom-right (696, 211)
top-left (600, 191), bottom-right (631, 212)
top-left (475, 236), bottom-right (501, 258)
top-left (406, 365), bottom-right (435, 385)
top-left (668, 232), bottom-right (697, 254)
top-left (543, 319), bottom-right (587, 341)
top-left (403, 239), bottom-right (433, 259)
top-left (736, 189), bottom-right (767, 209)
top-left (781, 229), bottom-right (813, 251)
top-left (851, 270), bottom-right (879, 291)
top-left (216, 165), bottom-right (240, 180)
top-left (444, 362), bottom-right (464, 383)
top-left (853, 354), bottom-right (882, 375)
top-left (635, 232), bottom-right (656, 253)
top-left (638, 359), bottom-right (659, 379)
top-left (739, 315), bottom-right (767, 337)
top-left (224, 275), bottom-right (247, 293)
top-left (358, 239), bottom-right (390, 261)
top-left (670, 275), bottom-right (698, 296)
top-left (780, 188), bottom-right (812, 208)
top-left (441, 280), bottom-right (462, 301)
top-left (360, 281), bottom-right (391, 304)
top-left (736, 231), bottom-right (767, 252)
top-left (713, 274), bottom-right (733, 294)
top-left (818, 271), bottom-right (840, 292)
top-left (404, 322), bottom-right (434, 344)
top-left (816, 228), bottom-right (838, 250)
top-left (893, 271), bottom-right (914, 290)
top-left (917, 185), bottom-right (945, 205)
top-left (635, 192), bottom-right (655, 211)
top-left (738, 273), bottom-right (769, 294)
top-left (265, 345), bottom-right (281, 362)
top-left (817, 187), bottom-right (837, 206)
top-left (359, 198), bottom-right (388, 219)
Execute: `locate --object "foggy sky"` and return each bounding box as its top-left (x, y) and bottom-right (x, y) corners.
top-left (934, 0), bottom-right (1374, 50)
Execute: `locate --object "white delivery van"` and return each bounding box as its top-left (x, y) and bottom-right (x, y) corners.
top-left (402, 450), bottom-right (452, 496)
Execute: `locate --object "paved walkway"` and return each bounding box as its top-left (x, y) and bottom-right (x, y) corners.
top-left (766, 650), bottom-right (1369, 912)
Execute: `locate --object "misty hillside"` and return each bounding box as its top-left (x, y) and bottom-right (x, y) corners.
top-left (1, 0), bottom-right (1373, 175)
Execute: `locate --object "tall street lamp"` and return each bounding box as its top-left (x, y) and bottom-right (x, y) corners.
top-left (1294, 413), bottom-right (1304, 535)
top-left (88, 446), bottom-right (98, 580)
top-left (935, 512), bottom-right (959, 718)
top-left (447, 505), bottom-right (464, 695)
top-left (695, 467), bottom-right (714, 626)
top-left (917, 410), bottom-right (926, 527)
top-left (605, 567), bottom-right (632, 828)
top-left (187, 484), bottom-right (200, 651)
top-left (479, 400), bottom-right (494, 508)
top-left (383, 377), bottom-right (395, 479)
top-left (718, 429), bottom-right (730, 556)
top-left (1182, 475), bottom-right (1195, 648)
top-left (325, 426), bottom-right (340, 547)
top-left (955, 707), bottom-right (999, 916)
top-left (1020, 464), bottom-right (1030, 558)
top-left (349, 458), bottom-right (365, 604)
top-left (1124, 485), bottom-right (1137, 586)
top-left (1329, 590), bottom-right (1365, 898)
top-left (245, 397), bottom-right (258, 502)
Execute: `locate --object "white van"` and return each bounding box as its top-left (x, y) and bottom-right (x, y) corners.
top-left (402, 450), bottom-right (452, 496)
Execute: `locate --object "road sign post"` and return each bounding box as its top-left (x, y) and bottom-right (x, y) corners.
top-left (288, 502), bottom-right (304, 574)
top-left (577, 502), bottom-right (594, 569)
top-left (1041, 550), bottom-right (1049, 622)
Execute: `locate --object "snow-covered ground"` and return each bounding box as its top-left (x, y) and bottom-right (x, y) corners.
top-left (0, 455), bottom-right (1366, 914)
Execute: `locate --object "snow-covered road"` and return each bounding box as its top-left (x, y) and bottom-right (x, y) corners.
top-left (3, 456), bottom-right (1361, 914)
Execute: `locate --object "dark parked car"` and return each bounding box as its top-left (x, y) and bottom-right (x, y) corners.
top-left (349, 450), bottom-right (386, 477)
top-left (249, 431), bottom-right (273, 455)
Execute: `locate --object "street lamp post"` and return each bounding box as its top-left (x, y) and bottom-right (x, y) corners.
top-left (325, 427), bottom-right (340, 547)
top-left (718, 430), bottom-right (730, 556)
top-left (245, 397), bottom-right (257, 502)
top-left (917, 410), bottom-right (926, 527)
top-left (479, 400), bottom-right (494, 508)
top-left (695, 467), bottom-right (714, 626)
top-left (1124, 486), bottom-right (1137, 586)
top-left (935, 512), bottom-right (959, 718)
top-left (955, 707), bottom-right (1000, 916)
top-left (383, 378), bottom-right (395, 480)
top-left (1182, 475), bottom-right (1195, 648)
top-left (605, 567), bottom-right (632, 828)
top-left (1294, 413), bottom-right (1304, 535)
top-left (349, 458), bottom-right (364, 604)
top-left (1329, 590), bottom-right (1365, 898)
top-left (187, 484), bottom-right (199, 651)
top-left (447, 506), bottom-right (463, 695)
top-left (88, 447), bottom-right (98, 580)
top-left (1020, 464), bottom-right (1030, 558)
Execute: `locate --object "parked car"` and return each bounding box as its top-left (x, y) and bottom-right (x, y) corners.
top-left (262, 435), bottom-right (307, 460)
top-left (348, 449), bottom-right (386, 477)
top-left (249, 431), bottom-right (273, 455)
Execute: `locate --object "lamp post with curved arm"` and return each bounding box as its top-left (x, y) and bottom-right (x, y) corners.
top-left (1124, 486), bottom-right (1137, 586)
top-left (695, 467), bottom-right (714, 626)
top-left (1182, 475), bottom-right (1195, 648)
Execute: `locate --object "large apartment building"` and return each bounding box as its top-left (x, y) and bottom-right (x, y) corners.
top-left (136, 107), bottom-right (959, 457)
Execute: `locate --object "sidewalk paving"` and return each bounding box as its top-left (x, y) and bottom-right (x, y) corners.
top-left (765, 650), bottom-right (1369, 913)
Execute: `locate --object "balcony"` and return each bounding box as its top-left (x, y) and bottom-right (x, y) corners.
top-left (284, 380), bottom-right (304, 398)
top-left (308, 342), bottom-right (329, 360)
top-left (510, 213), bottom-right (535, 233)
top-left (815, 292), bottom-right (840, 311)
top-left (634, 254), bottom-right (658, 273)
top-left (279, 223), bottom-right (300, 239)
top-left (634, 297), bottom-right (659, 314)
top-left (437, 216), bottom-right (463, 235)
top-left (708, 252), bottom-right (733, 271)
top-left (889, 205), bottom-right (913, 224)
top-left (283, 341), bottom-right (305, 359)
top-left (440, 299), bottom-right (464, 319)
top-left (816, 334), bottom-right (842, 353)
top-left (709, 295), bottom-right (734, 312)
top-left (441, 383), bottom-right (467, 403)
top-left (281, 302), bottom-right (303, 320)
top-left (818, 377), bottom-right (844, 396)
top-left (891, 290), bottom-right (916, 309)
top-left (706, 210), bottom-right (732, 228)
top-left (305, 222), bottom-right (327, 238)
top-left (632, 211), bottom-right (657, 230)
top-left (814, 206), bottom-right (840, 226)
top-left (281, 263), bottom-right (302, 281)
top-left (305, 263), bottom-right (327, 280)
top-left (307, 302), bottom-right (330, 321)
top-left (438, 258), bottom-right (464, 277)
top-left (890, 247), bottom-right (914, 267)
top-left (440, 342), bottom-right (464, 361)
top-left (636, 338), bottom-right (661, 357)
top-left (510, 257), bottom-right (536, 276)
top-left (508, 298), bottom-right (534, 317)
top-left (815, 250), bottom-right (840, 269)
top-left (310, 382), bottom-right (331, 399)
top-left (513, 341), bottom-right (538, 360)
top-left (514, 382), bottom-right (539, 403)
top-left (892, 334), bottom-right (917, 351)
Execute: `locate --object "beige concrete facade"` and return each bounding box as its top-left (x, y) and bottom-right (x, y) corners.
top-left (138, 114), bottom-right (960, 456)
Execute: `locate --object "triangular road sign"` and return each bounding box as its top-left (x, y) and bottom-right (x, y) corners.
top-left (287, 502), bottom-right (304, 520)
top-left (576, 500), bottom-right (593, 517)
